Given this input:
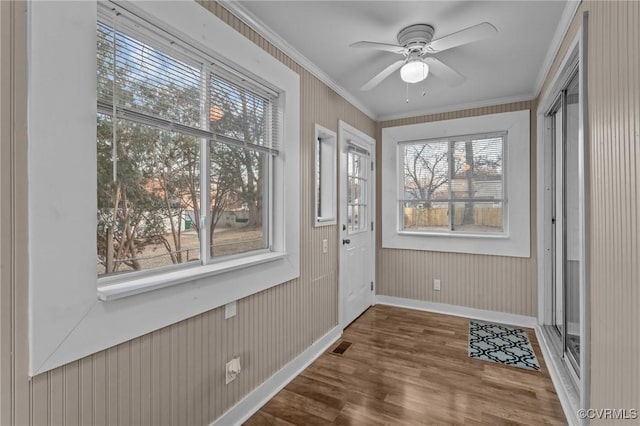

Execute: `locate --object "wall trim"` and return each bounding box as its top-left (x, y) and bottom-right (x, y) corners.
top-left (28, 0), bottom-right (301, 375)
top-left (375, 295), bottom-right (537, 328)
top-left (377, 94), bottom-right (535, 123)
top-left (533, 0), bottom-right (582, 98)
top-left (219, 0), bottom-right (578, 124)
top-left (381, 110), bottom-right (530, 257)
top-left (535, 326), bottom-right (581, 425)
top-left (218, 0), bottom-right (376, 121)
top-left (212, 326), bottom-right (342, 426)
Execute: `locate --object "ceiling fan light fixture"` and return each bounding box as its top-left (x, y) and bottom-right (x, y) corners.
top-left (400, 60), bottom-right (429, 83)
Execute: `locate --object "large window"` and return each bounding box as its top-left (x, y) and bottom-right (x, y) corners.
top-left (96, 16), bottom-right (278, 279)
top-left (28, 0), bottom-right (299, 375)
top-left (400, 133), bottom-right (505, 234)
top-left (381, 110), bottom-right (530, 257)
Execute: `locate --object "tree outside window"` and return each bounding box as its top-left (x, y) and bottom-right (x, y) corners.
top-left (96, 21), bottom-right (275, 277)
top-left (401, 134), bottom-right (504, 234)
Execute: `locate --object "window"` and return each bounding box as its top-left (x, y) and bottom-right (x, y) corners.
top-left (347, 145), bottom-right (370, 233)
top-left (381, 110), bottom-right (530, 258)
top-left (400, 132), bottom-right (505, 234)
top-left (28, 0), bottom-right (299, 375)
top-left (96, 15), bottom-right (278, 279)
top-left (314, 124), bottom-right (337, 226)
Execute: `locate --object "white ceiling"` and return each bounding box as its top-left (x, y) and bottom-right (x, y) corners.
top-left (228, 1), bottom-right (570, 120)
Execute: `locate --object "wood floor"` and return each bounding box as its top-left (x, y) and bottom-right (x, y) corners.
top-left (245, 305), bottom-right (567, 425)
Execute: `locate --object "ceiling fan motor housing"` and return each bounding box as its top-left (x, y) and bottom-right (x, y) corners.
top-left (397, 24), bottom-right (435, 51)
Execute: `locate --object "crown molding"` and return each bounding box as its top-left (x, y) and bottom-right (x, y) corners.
top-left (533, 0), bottom-right (582, 98)
top-left (377, 93), bottom-right (535, 123)
top-left (218, 0), bottom-right (378, 121)
top-left (219, 0), bottom-right (578, 124)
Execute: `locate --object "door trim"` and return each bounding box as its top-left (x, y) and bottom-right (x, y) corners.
top-left (337, 120), bottom-right (376, 330)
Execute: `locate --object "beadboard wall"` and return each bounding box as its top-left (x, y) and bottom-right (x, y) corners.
top-left (2, 1), bottom-right (638, 424)
top-left (538, 0), bottom-right (639, 416)
top-left (583, 0), bottom-right (639, 416)
top-left (587, 0), bottom-right (640, 414)
top-left (0, 1), bottom-right (374, 425)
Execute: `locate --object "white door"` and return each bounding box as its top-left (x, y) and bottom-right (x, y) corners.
top-left (338, 121), bottom-right (375, 328)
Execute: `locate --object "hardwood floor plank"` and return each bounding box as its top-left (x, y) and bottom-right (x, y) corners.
top-left (247, 411), bottom-right (296, 426)
top-left (258, 395), bottom-right (332, 426)
top-left (245, 305), bottom-right (567, 425)
top-left (284, 375), bottom-right (348, 409)
top-left (266, 389), bottom-right (341, 422)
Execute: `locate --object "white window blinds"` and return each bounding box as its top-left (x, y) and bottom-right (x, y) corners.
top-left (400, 133), bottom-right (505, 204)
top-left (97, 10), bottom-right (281, 155)
top-left (399, 132), bottom-right (506, 233)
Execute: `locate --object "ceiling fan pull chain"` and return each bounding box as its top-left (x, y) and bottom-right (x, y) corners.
top-left (405, 83), bottom-right (410, 103)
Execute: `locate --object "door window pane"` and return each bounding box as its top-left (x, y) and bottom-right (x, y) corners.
top-left (347, 148), bottom-right (368, 233)
top-left (564, 74), bottom-right (581, 370)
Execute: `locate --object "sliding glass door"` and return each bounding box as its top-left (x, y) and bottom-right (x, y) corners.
top-left (548, 69), bottom-right (581, 376)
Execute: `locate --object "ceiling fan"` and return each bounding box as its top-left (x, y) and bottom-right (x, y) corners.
top-left (350, 22), bottom-right (498, 91)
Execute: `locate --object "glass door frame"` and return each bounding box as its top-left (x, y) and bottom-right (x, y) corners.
top-left (547, 69), bottom-right (581, 379)
top-left (535, 14), bottom-right (590, 416)
top-left (548, 92), bottom-right (564, 342)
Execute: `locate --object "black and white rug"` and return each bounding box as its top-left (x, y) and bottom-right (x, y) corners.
top-left (468, 320), bottom-right (540, 371)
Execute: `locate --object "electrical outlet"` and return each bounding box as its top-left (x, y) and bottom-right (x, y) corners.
top-left (225, 356), bottom-right (241, 384)
top-left (434, 279), bottom-right (441, 291)
top-left (322, 239), bottom-right (328, 253)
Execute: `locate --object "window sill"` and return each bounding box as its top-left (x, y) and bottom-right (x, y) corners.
top-left (97, 251), bottom-right (287, 302)
top-left (398, 230), bottom-right (509, 239)
top-left (315, 217), bottom-right (337, 226)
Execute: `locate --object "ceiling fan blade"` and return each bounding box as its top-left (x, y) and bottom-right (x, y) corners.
top-left (350, 41), bottom-right (405, 54)
top-left (427, 22), bottom-right (497, 53)
top-left (424, 57), bottom-right (465, 86)
top-left (360, 59), bottom-right (405, 91)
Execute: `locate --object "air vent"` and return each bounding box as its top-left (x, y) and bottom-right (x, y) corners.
top-left (331, 341), bottom-right (352, 356)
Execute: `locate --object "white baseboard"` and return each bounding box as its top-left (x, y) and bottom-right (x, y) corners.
top-left (375, 295), bottom-right (537, 328)
top-left (212, 325), bottom-right (342, 426)
top-left (535, 326), bottom-right (582, 426)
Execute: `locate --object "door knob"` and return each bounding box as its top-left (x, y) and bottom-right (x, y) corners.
top-left (342, 239), bottom-right (351, 245)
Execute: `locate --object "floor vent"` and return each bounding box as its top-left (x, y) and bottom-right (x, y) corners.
top-left (331, 341), bottom-right (352, 356)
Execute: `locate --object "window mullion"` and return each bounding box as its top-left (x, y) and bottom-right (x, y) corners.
top-left (111, 18), bottom-right (118, 184)
top-left (200, 64), bottom-right (212, 265)
top-left (448, 140), bottom-right (455, 232)
top-left (265, 149), bottom-right (272, 250)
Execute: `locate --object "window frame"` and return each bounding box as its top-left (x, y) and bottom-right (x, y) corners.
top-left (381, 110), bottom-right (530, 258)
top-left (397, 131), bottom-right (508, 236)
top-left (98, 10), bottom-right (282, 290)
top-left (345, 144), bottom-right (371, 235)
top-left (313, 124), bottom-right (337, 226)
top-left (27, 0), bottom-right (300, 375)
